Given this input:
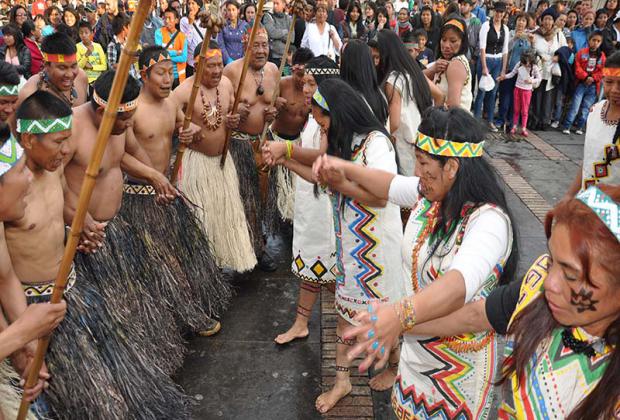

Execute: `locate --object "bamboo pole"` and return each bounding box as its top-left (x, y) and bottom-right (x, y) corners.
top-left (219, 0), bottom-right (266, 168)
top-left (257, 12), bottom-right (298, 149)
top-left (170, 7), bottom-right (223, 184)
top-left (15, 1), bottom-right (151, 418)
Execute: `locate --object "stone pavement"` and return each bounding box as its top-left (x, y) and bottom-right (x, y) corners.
top-left (175, 128), bottom-right (584, 419)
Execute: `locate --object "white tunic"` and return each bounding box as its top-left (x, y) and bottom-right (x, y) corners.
top-left (331, 131), bottom-right (404, 324)
top-left (388, 175), bottom-right (513, 419)
top-left (387, 71), bottom-right (422, 145)
top-left (581, 100), bottom-right (620, 190)
top-left (300, 22), bottom-right (341, 60)
top-left (436, 54), bottom-right (473, 111)
top-left (291, 116), bottom-right (336, 284)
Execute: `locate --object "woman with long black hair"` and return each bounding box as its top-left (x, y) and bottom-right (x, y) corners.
top-left (375, 29), bottom-right (438, 174)
top-left (340, 40), bottom-right (389, 126)
top-left (338, 2), bottom-right (366, 42)
top-left (266, 77), bottom-right (404, 413)
top-left (0, 24), bottom-right (31, 79)
top-left (315, 106), bottom-right (518, 418)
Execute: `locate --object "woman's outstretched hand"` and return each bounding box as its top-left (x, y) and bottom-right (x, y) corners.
top-left (343, 301), bottom-right (402, 373)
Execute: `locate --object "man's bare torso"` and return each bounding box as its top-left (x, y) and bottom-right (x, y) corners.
top-left (271, 77), bottom-right (308, 137)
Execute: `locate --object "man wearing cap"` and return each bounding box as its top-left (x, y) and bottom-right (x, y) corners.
top-left (18, 32), bottom-right (89, 109)
top-left (84, 2), bottom-right (98, 28)
top-left (223, 26), bottom-right (283, 271)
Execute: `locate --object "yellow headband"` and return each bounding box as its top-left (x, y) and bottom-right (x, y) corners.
top-left (603, 67), bottom-right (620, 77)
top-left (444, 19), bottom-right (465, 33)
top-left (414, 132), bottom-right (484, 158)
top-left (92, 90), bottom-right (138, 113)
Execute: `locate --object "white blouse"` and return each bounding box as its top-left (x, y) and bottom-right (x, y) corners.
top-left (301, 22), bottom-right (342, 59)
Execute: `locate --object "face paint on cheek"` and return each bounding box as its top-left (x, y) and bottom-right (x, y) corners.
top-left (570, 286), bottom-right (599, 313)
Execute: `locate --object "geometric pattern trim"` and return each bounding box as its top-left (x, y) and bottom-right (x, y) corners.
top-left (0, 134), bottom-right (24, 177)
top-left (141, 52), bottom-right (170, 71)
top-left (16, 115), bottom-right (72, 134)
top-left (583, 143), bottom-right (620, 189)
top-left (576, 186), bottom-right (620, 242)
top-left (123, 184), bottom-right (156, 195)
top-left (92, 90), bottom-right (138, 113)
top-left (414, 132), bottom-right (484, 158)
top-left (22, 265), bottom-right (77, 298)
top-left (0, 84), bottom-right (18, 96)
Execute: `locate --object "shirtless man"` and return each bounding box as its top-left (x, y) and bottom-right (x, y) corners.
top-left (18, 32), bottom-right (89, 109)
top-left (121, 46), bottom-right (228, 335)
top-left (171, 41), bottom-right (257, 273)
top-left (223, 27), bottom-right (282, 271)
top-left (267, 47), bottom-right (314, 222)
top-left (0, 122), bottom-right (65, 414)
top-left (62, 70), bottom-right (190, 417)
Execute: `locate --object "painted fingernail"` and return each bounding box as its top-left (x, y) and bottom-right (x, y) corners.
top-left (371, 315), bottom-right (378, 323)
top-left (367, 304), bottom-right (373, 313)
top-left (380, 346), bottom-right (385, 355)
top-left (372, 341), bottom-right (379, 351)
top-left (367, 329), bottom-right (375, 339)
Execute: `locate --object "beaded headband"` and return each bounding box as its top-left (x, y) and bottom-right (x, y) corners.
top-left (404, 42), bottom-right (419, 49)
top-left (16, 115), bottom-right (73, 134)
top-left (603, 67), bottom-right (620, 77)
top-left (0, 84), bottom-right (19, 96)
top-left (305, 67), bottom-right (339, 76)
top-left (576, 186), bottom-right (620, 243)
top-left (141, 52), bottom-right (171, 71)
top-left (414, 132), bottom-right (484, 158)
top-left (312, 89), bottom-right (329, 111)
top-left (444, 19), bottom-right (465, 33)
top-left (92, 91), bottom-right (138, 113)
top-left (42, 52), bottom-right (77, 63)
top-left (0, 134), bottom-right (24, 177)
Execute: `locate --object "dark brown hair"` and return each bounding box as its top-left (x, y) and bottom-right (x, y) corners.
top-left (500, 184), bottom-right (620, 419)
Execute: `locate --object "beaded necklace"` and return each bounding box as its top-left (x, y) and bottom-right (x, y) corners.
top-left (199, 87), bottom-right (223, 131)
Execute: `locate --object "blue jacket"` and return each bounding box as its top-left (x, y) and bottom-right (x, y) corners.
top-left (571, 25), bottom-right (594, 52)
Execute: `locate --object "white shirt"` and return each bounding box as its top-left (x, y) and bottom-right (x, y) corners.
top-left (386, 71), bottom-right (421, 145)
top-left (180, 16), bottom-right (206, 67)
top-left (301, 22), bottom-right (342, 59)
top-left (582, 100), bottom-right (620, 189)
top-left (504, 63), bottom-right (542, 90)
top-left (478, 20), bottom-right (510, 57)
top-left (532, 31), bottom-right (567, 88)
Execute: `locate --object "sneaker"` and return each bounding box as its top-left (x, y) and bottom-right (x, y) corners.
top-left (197, 318), bottom-right (222, 337)
top-left (562, 128), bottom-right (571, 135)
top-left (488, 123), bottom-right (499, 132)
top-left (550, 121), bottom-right (559, 129)
top-left (575, 129), bottom-right (584, 135)
top-left (510, 127), bottom-right (517, 135)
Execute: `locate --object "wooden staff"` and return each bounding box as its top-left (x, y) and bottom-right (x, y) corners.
top-left (15, 1), bottom-right (151, 418)
top-left (258, 0), bottom-right (304, 149)
top-left (219, 0), bottom-right (266, 168)
top-left (170, 7), bottom-right (223, 184)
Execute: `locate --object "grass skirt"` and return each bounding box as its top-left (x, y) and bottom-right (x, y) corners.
top-left (74, 216), bottom-right (185, 376)
top-left (25, 268), bottom-right (190, 420)
top-left (178, 149), bottom-right (257, 272)
top-left (267, 129), bottom-right (297, 222)
top-left (118, 185), bottom-right (232, 326)
top-left (228, 134), bottom-right (279, 251)
top-left (0, 361), bottom-right (36, 420)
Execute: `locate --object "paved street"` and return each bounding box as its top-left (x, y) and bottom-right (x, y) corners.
top-left (175, 128), bottom-right (585, 420)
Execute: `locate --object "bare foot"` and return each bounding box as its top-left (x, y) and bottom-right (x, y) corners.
top-left (369, 366), bottom-right (397, 391)
top-left (274, 321), bottom-right (309, 345)
top-left (315, 379), bottom-right (352, 413)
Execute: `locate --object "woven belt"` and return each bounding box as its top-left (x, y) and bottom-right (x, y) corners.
top-left (230, 131), bottom-right (260, 142)
top-left (123, 184), bottom-right (156, 195)
top-left (23, 265), bottom-right (77, 298)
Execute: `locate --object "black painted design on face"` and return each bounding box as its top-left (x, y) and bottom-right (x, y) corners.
top-left (570, 286), bottom-right (599, 313)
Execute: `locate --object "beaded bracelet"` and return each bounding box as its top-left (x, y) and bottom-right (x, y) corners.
top-left (397, 298), bottom-right (417, 332)
top-left (285, 141), bottom-right (294, 160)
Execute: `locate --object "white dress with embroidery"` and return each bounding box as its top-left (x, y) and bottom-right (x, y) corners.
top-left (388, 175), bottom-right (513, 419)
top-left (331, 131), bottom-right (404, 324)
top-left (581, 100), bottom-right (620, 189)
top-left (291, 115), bottom-right (337, 284)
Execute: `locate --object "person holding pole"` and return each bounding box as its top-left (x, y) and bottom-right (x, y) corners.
top-left (172, 41), bottom-right (257, 272)
top-left (118, 46), bottom-right (231, 336)
top-left (223, 26), bottom-right (283, 272)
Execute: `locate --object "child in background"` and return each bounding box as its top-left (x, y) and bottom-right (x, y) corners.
top-left (412, 29), bottom-right (434, 66)
top-left (402, 30), bottom-right (419, 60)
top-left (499, 49), bottom-right (541, 136)
top-left (561, 30), bottom-right (605, 135)
top-left (76, 21), bottom-right (107, 84)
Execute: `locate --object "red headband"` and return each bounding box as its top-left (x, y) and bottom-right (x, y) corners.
top-left (603, 68), bottom-right (620, 77)
top-left (42, 52), bottom-right (77, 63)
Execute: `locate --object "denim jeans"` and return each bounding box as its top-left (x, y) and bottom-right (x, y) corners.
top-left (495, 77), bottom-right (516, 128)
top-left (473, 56), bottom-right (503, 122)
top-left (552, 89), bottom-right (565, 123)
top-left (562, 83), bottom-right (597, 130)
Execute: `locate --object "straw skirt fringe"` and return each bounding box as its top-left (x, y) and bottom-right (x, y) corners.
top-left (0, 361), bottom-right (36, 420)
top-left (179, 149), bottom-right (257, 272)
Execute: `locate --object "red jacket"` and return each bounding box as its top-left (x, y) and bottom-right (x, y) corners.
top-left (574, 47), bottom-right (606, 94)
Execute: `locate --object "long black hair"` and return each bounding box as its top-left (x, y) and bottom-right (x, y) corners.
top-left (340, 40), bottom-right (389, 125)
top-left (436, 14), bottom-right (469, 59)
top-left (376, 29), bottom-right (433, 114)
top-left (417, 107), bottom-right (518, 285)
top-left (312, 78), bottom-right (389, 163)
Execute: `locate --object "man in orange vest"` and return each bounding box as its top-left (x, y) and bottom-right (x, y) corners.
top-left (155, 8), bottom-right (187, 87)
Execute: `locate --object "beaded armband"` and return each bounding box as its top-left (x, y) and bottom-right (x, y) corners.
top-left (397, 299), bottom-right (417, 331)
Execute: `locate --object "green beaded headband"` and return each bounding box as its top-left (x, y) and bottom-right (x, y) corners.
top-left (0, 84), bottom-right (19, 96)
top-left (0, 134), bottom-right (24, 177)
top-left (313, 89), bottom-right (329, 112)
top-left (16, 115), bottom-right (73, 134)
top-left (576, 186), bottom-right (620, 243)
